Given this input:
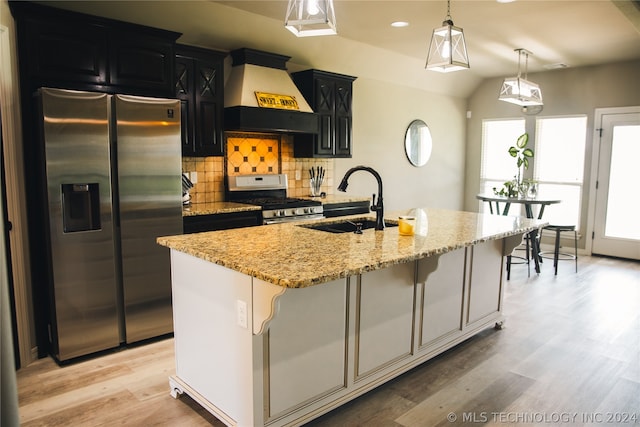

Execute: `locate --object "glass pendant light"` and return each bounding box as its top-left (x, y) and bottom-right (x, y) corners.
top-left (285, 0), bottom-right (337, 37)
top-left (499, 49), bottom-right (543, 106)
top-left (425, 0), bottom-right (470, 72)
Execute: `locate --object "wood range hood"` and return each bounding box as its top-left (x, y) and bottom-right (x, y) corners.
top-left (224, 48), bottom-right (319, 135)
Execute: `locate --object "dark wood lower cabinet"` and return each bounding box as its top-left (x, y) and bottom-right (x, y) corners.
top-left (183, 211), bottom-right (261, 234)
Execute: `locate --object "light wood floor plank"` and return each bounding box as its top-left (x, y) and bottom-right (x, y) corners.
top-left (16, 255), bottom-right (640, 426)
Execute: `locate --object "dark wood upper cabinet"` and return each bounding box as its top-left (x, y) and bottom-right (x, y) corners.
top-left (10, 1), bottom-right (180, 97)
top-left (175, 45), bottom-right (226, 157)
top-left (291, 69), bottom-right (357, 158)
top-left (22, 18), bottom-right (108, 86)
top-left (109, 30), bottom-right (176, 95)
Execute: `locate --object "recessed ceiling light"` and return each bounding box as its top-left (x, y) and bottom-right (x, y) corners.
top-left (391, 21), bottom-right (409, 28)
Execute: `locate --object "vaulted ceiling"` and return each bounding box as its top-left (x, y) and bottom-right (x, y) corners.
top-left (35, 0), bottom-right (640, 98)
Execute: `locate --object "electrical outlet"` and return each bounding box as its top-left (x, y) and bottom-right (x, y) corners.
top-left (190, 171), bottom-right (198, 183)
top-left (295, 169), bottom-right (301, 180)
top-left (236, 299), bottom-right (248, 329)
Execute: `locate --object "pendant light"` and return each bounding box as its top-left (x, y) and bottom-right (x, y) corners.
top-left (285, 0), bottom-right (337, 37)
top-left (499, 49), bottom-right (543, 106)
top-left (425, 0), bottom-right (470, 72)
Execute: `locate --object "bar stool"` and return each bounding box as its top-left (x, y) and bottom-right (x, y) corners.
top-left (506, 233), bottom-right (532, 280)
top-left (539, 225), bottom-right (578, 275)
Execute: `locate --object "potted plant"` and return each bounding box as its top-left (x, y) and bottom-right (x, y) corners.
top-left (493, 132), bottom-right (534, 197)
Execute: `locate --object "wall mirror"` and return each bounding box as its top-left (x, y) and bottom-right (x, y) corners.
top-left (404, 119), bottom-right (432, 167)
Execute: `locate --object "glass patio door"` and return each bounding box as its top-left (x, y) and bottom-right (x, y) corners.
top-left (592, 110), bottom-right (640, 260)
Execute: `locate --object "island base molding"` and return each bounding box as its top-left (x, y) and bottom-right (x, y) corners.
top-left (168, 236), bottom-right (516, 427)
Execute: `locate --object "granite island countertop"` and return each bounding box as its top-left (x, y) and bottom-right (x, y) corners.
top-left (158, 207), bottom-right (545, 288)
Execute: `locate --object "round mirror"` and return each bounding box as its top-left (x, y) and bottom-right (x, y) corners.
top-left (404, 119), bottom-right (432, 167)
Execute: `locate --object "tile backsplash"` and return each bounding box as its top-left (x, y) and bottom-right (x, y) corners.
top-left (182, 132), bottom-right (334, 204)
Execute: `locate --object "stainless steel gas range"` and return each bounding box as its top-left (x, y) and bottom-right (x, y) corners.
top-left (226, 174), bottom-right (324, 224)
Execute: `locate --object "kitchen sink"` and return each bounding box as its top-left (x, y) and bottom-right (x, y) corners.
top-left (300, 219), bottom-right (397, 234)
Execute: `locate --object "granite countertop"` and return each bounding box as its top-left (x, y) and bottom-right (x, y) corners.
top-left (182, 202), bottom-right (261, 217)
top-left (182, 195), bottom-right (370, 217)
top-left (159, 207), bottom-right (545, 288)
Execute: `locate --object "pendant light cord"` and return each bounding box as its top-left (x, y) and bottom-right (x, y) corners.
top-left (444, 0), bottom-right (453, 24)
top-left (515, 48), bottom-right (531, 80)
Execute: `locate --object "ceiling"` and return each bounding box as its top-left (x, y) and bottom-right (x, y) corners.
top-left (218, 0), bottom-right (640, 75)
top-left (35, 0), bottom-right (640, 98)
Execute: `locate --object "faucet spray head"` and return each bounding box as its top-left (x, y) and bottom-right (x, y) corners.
top-left (337, 177), bottom-right (349, 192)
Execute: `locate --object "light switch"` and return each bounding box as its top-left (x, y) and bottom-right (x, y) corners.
top-left (190, 171), bottom-right (198, 183)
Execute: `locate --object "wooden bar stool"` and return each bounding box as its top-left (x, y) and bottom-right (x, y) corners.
top-left (539, 225), bottom-right (578, 275)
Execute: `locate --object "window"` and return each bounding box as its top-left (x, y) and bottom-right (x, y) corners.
top-left (479, 119), bottom-right (525, 210)
top-left (533, 116), bottom-right (587, 227)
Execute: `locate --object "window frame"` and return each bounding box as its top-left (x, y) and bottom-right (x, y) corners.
top-left (532, 115), bottom-right (588, 228)
top-left (479, 118), bottom-right (526, 213)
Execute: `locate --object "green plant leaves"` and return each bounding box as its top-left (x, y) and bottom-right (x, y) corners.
top-left (496, 133), bottom-right (535, 197)
top-left (506, 133), bottom-right (534, 169)
top-left (516, 133), bottom-right (529, 148)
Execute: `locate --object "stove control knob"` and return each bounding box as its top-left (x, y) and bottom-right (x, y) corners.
top-left (280, 210), bottom-right (285, 217)
top-left (303, 208), bottom-right (310, 214)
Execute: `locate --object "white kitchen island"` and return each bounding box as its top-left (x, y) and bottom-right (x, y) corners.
top-left (157, 208), bottom-right (544, 427)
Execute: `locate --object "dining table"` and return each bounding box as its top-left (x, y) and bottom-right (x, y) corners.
top-left (476, 193), bottom-right (561, 274)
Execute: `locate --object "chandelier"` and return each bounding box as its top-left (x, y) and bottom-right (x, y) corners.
top-left (425, 0), bottom-right (470, 72)
top-left (498, 49), bottom-right (543, 106)
top-left (285, 0), bottom-right (337, 37)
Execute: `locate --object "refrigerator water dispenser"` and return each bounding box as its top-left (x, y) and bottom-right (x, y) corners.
top-left (61, 183), bottom-right (101, 232)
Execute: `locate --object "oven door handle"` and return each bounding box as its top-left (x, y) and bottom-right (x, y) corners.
top-left (263, 214), bottom-right (325, 225)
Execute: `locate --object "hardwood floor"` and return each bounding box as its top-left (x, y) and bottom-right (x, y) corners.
top-left (17, 255), bottom-right (640, 426)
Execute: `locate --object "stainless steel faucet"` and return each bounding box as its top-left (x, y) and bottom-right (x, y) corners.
top-left (337, 166), bottom-right (385, 230)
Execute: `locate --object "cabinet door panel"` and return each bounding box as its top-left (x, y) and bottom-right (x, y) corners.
top-left (318, 114), bottom-right (334, 154)
top-left (198, 101), bottom-right (222, 156)
top-left (175, 58), bottom-right (191, 97)
top-left (26, 20), bottom-right (107, 84)
top-left (179, 99), bottom-right (195, 156)
top-left (356, 263), bottom-right (415, 377)
top-left (336, 116), bottom-right (351, 156)
top-left (418, 249), bottom-right (466, 347)
top-left (110, 33), bottom-right (174, 95)
top-left (467, 240), bottom-right (504, 324)
top-left (335, 82), bottom-right (352, 116)
top-left (176, 45), bottom-right (224, 157)
top-left (314, 79), bottom-right (335, 113)
top-left (267, 280), bottom-right (348, 418)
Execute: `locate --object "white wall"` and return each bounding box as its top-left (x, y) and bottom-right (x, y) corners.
top-left (336, 77), bottom-right (467, 212)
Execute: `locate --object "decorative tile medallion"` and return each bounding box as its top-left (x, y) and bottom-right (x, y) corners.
top-left (226, 133), bottom-right (280, 176)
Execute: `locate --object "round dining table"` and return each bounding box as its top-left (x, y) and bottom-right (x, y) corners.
top-left (476, 193), bottom-right (561, 275)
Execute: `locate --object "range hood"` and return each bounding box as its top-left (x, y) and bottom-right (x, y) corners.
top-left (224, 48), bottom-right (319, 134)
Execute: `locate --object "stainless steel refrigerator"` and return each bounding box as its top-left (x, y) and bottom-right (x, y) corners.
top-left (38, 88), bottom-right (182, 362)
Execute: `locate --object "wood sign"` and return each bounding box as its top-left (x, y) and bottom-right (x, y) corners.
top-left (254, 92), bottom-right (299, 110)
